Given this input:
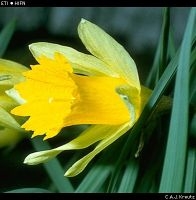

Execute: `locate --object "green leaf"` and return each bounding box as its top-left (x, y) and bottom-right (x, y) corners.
top-left (0, 19), bottom-right (16, 57)
top-left (158, 7), bottom-right (170, 77)
top-left (183, 147), bottom-right (196, 192)
top-left (190, 114), bottom-right (196, 138)
top-left (189, 45), bottom-right (196, 103)
top-left (145, 7), bottom-right (172, 88)
top-left (117, 158), bottom-right (139, 192)
top-left (75, 157), bottom-right (112, 192)
top-left (106, 128), bottom-right (140, 193)
top-left (159, 8), bottom-right (196, 192)
top-left (4, 188), bottom-right (52, 193)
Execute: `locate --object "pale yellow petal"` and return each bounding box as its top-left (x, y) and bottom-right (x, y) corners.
top-left (0, 58), bottom-right (28, 86)
top-left (23, 148), bottom-right (61, 165)
top-left (29, 42), bottom-right (117, 77)
top-left (0, 106), bottom-right (22, 131)
top-left (65, 122), bottom-right (131, 177)
top-left (24, 124), bottom-right (126, 165)
top-left (5, 88), bottom-right (26, 105)
top-left (78, 19), bottom-right (140, 91)
top-left (56, 125), bottom-right (119, 150)
top-left (0, 93), bottom-right (18, 111)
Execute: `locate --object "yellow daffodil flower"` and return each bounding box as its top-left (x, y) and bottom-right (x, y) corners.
top-left (0, 59), bottom-right (27, 148)
top-left (10, 19), bottom-right (152, 176)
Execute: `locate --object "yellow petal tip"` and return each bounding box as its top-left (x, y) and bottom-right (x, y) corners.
top-left (80, 18), bottom-right (87, 24)
top-left (64, 169), bottom-right (78, 177)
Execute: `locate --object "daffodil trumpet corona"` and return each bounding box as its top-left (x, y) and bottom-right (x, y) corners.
top-left (10, 19), bottom-right (168, 177)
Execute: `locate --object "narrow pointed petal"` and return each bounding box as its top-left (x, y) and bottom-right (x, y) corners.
top-left (24, 124), bottom-right (122, 165)
top-left (57, 124), bottom-right (128, 150)
top-left (29, 42), bottom-right (117, 77)
top-left (23, 147), bottom-right (61, 165)
top-left (65, 122), bottom-right (131, 177)
top-left (78, 19), bottom-right (140, 91)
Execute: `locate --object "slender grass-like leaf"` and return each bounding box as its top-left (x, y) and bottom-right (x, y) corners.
top-left (183, 147), bottom-right (196, 192)
top-left (75, 164), bottom-right (111, 193)
top-left (135, 171), bottom-right (157, 193)
top-left (190, 114), bottom-right (196, 138)
top-left (106, 129), bottom-right (140, 193)
top-left (31, 137), bottom-right (74, 193)
top-left (183, 114), bottom-right (196, 192)
top-left (0, 19), bottom-right (16, 57)
top-left (159, 8), bottom-right (196, 192)
top-left (145, 7), bottom-right (171, 88)
top-left (117, 158), bottom-right (139, 192)
top-left (167, 30), bottom-right (176, 60)
top-left (4, 188), bottom-right (52, 193)
top-left (158, 7), bottom-right (170, 78)
top-left (133, 122), bottom-right (167, 193)
top-left (190, 46), bottom-right (196, 103)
